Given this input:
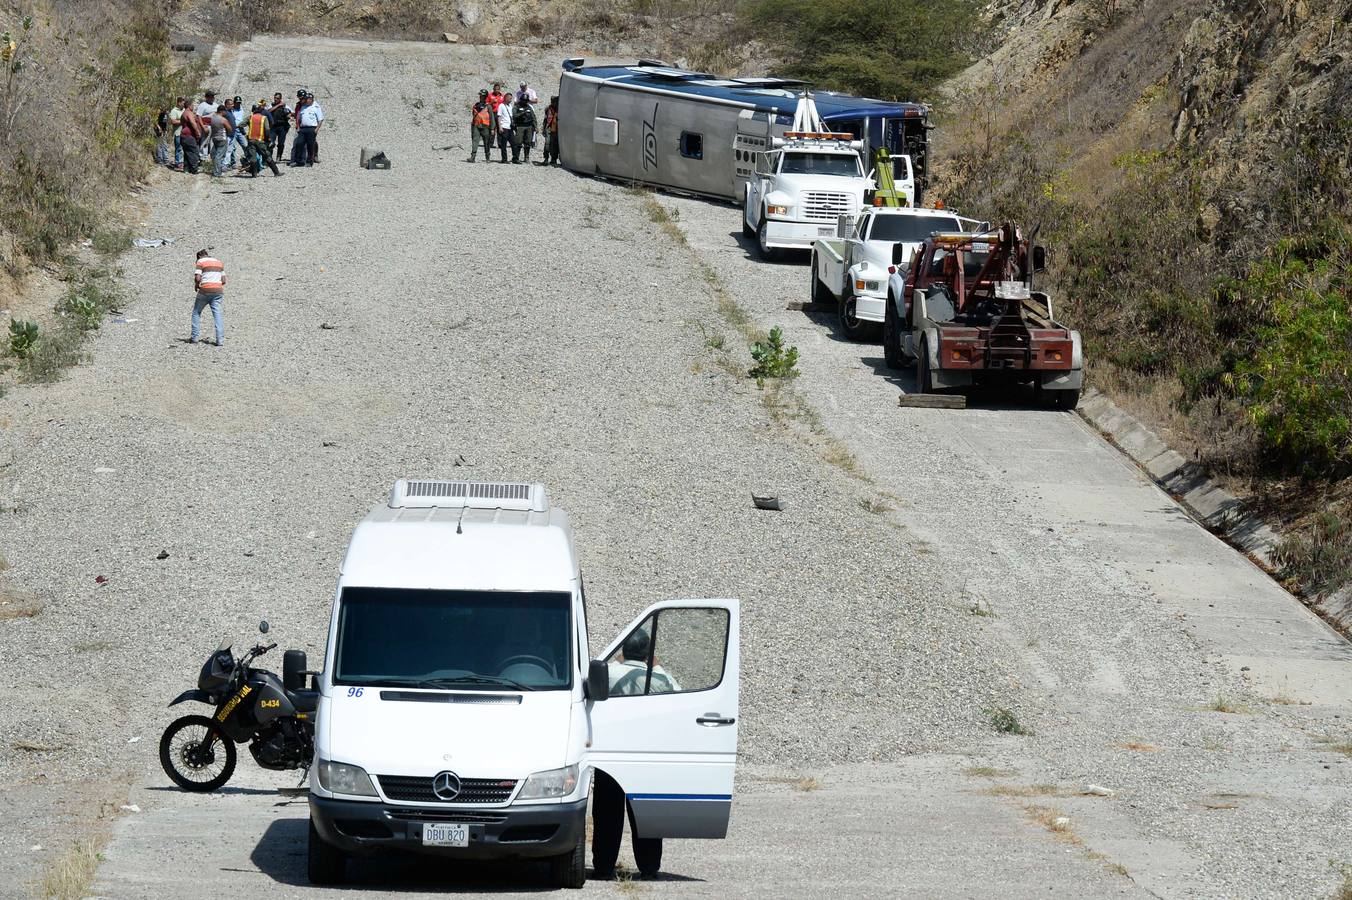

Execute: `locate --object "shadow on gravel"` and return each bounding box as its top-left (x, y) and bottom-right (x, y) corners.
top-left (249, 817), bottom-right (703, 891)
top-left (859, 356), bottom-right (1082, 413)
top-left (145, 784), bottom-right (283, 797)
top-left (726, 230), bottom-right (811, 265)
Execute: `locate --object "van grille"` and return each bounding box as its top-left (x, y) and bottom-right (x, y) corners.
top-left (389, 809), bottom-right (509, 824)
top-left (377, 775), bottom-right (518, 804)
top-left (802, 191), bottom-right (853, 221)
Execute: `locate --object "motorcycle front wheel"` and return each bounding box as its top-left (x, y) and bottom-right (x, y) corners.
top-left (160, 714), bottom-right (237, 792)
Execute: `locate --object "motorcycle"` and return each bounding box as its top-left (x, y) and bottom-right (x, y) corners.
top-left (159, 620), bottom-right (318, 792)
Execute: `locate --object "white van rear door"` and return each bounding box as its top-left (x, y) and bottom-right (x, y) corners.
top-left (587, 599), bottom-right (739, 839)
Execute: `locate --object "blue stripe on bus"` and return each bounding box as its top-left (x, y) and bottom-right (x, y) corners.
top-left (626, 793), bottom-right (733, 801)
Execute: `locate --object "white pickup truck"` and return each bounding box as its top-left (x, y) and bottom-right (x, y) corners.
top-left (810, 206), bottom-right (975, 341)
top-left (743, 139), bottom-right (871, 261)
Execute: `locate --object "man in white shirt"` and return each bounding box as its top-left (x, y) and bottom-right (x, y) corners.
top-left (195, 91), bottom-right (217, 120)
top-left (295, 93), bottom-right (324, 166)
top-left (494, 97), bottom-right (513, 163)
top-left (606, 628), bottom-right (681, 696)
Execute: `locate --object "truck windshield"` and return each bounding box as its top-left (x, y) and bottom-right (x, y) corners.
top-left (870, 215), bottom-right (960, 243)
top-left (334, 587), bottom-right (572, 691)
top-left (781, 152), bottom-right (861, 177)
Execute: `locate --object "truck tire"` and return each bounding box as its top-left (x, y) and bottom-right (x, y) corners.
top-left (549, 828), bottom-right (586, 889)
top-left (307, 817), bottom-right (347, 885)
top-left (810, 253), bottom-right (830, 305)
top-left (883, 295), bottom-right (905, 369)
top-left (839, 289), bottom-right (880, 342)
top-left (916, 337), bottom-right (935, 393)
top-left (756, 216), bottom-right (780, 262)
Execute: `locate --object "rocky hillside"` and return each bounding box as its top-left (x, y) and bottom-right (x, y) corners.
top-left (934, 0), bottom-right (1351, 603)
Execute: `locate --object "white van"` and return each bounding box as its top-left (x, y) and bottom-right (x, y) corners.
top-left (306, 480), bottom-right (741, 888)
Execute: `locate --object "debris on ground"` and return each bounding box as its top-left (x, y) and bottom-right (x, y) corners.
top-left (752, 494), bottom-right (785, 511)
top-left (155, 550), bottom-right (169, 560)
top-left (132, 238), bottom-right (174, 249)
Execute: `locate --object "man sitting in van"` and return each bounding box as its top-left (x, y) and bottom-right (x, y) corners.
top-left (607, 628), bottom-right (680, 695)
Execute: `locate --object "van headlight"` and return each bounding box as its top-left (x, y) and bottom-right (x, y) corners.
top-left (517, 764), bottom-right (579, 800)
top-left (317, 760), bottom-right (377, 797)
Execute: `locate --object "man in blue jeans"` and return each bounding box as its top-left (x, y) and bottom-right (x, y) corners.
top-left (190, 250), bottom-right (226, 346)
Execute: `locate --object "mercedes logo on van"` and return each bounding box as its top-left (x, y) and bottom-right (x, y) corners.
top-left (432, 770), bottom-right (462, 801)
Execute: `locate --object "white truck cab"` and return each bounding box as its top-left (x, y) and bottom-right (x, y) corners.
top-left (307, 480), bottom-right (740, 888)
top-left (811, 207), bottom-right (978, 341)
top-left (744, 142), bottom-right (870, 260)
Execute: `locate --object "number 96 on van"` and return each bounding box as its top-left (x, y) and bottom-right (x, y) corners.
top-left (422, 822), bottom-right (470, 847)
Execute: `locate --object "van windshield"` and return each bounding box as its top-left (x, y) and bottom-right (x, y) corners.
top-left (781, 152), bottom-right (861, 177)
top-left (335, 588), bottom-right (572, 691)
top-left (869, 215), bottom-right (960, 243)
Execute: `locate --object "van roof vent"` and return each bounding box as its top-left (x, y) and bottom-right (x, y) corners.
top-left (388, 480), bottom-right (548, 512)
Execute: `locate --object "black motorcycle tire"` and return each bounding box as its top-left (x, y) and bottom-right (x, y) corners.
top-left (160, 714), bottom-right (237, 792)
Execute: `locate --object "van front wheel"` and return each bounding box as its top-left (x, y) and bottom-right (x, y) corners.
top-left (549, 829), bottom-right (586, 889)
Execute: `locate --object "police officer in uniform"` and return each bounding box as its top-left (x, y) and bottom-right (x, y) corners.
top-left (469, 89), bottom-right (493, 162)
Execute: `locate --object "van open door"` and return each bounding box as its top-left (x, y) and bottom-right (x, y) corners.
top-left (587, 599), bottom-right (739, 839)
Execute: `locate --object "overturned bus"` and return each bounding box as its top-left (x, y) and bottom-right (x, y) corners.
top-left (556, 59), bottom-right (931, 204)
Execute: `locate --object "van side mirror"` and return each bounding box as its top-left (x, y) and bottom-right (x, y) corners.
top-left (283, 650), bottom-right (307, 692)
top-left (1032, 245), bottom-right (1047, 273)
top-left (586, 659), bottom-right (610, 702)
top-left (892, 243), bottom-right (906, 266)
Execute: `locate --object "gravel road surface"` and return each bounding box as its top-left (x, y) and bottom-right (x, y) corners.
top-left (0, 35), bottom-right (1348, 899)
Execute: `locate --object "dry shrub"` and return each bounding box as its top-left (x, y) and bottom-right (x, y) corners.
top-left (0, 2), bottom-right (203, 275)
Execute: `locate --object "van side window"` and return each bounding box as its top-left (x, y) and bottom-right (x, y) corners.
top-left (604, 607), bottom-right (729, 696)
top-left (680, 132), bottom-right (703, 160)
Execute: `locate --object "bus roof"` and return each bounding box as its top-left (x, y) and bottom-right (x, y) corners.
top-left (564, 61), bottom-right (928, 123)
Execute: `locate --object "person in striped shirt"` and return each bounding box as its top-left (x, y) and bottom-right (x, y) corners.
top-left (190, 250), bottom-right (226, 346)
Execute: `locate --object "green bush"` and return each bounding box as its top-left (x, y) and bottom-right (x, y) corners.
top-left (1231, 226), bottom-right (1352, 471)
top-left (749, 326), bottom-right (800, 385)
top-left (57, 270), bottom-right (121, 332)
top-left (8, 319), bottom-right (38, 358)
top-left (742, 0), bottom-right (978, 99)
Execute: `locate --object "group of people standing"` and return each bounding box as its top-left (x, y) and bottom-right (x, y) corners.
top-left (469, 81), bottom-right (560, 166)
top-left (157, 89), bottom-right (326, 177)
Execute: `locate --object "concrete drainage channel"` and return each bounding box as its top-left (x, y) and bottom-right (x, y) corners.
top-left (1077, 387), bottom-right (1352, 637)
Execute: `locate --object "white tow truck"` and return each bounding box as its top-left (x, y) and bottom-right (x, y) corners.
top-left (742, 94), bottom-right (872, 261)
top-left (810, 206), bottom-right (978, 341)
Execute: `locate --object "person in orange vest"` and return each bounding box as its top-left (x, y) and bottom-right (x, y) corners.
top-left (468, 89), bottom-right (493, 163)
top-left (245, 103), bottom-right (282, 176)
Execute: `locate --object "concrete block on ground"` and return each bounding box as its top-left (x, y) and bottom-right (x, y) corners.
top-left (1143, 448), bottom-right (1188, 481)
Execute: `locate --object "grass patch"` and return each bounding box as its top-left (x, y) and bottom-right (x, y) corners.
top-left (11, 267), bottom-right (121, 383)
top-left (1315, 736), bottom-right (1352, 757)
top-left (986, 706), bottom-right (1029, 735)
top-left (1203, 694), bottom-right (1248, 714)
top-left (1024, 804), bottom-right (1077, 840)
top-left (859, 497), bottom-right (892, 514)
top-left (74, 640), bottom-right (117, 653)
top-left (34, 838), bottom-right (101, 900)
top-left (962, 765), bottom-right (1018, 778)
top-left (90, 227), bottom-right (131, 257)
top-left (1121, 740), bottom-right (1161, 752)
top-left (1273, 507), bottom-right (1352, 598)
top-left (982, 784), bottom-right (1063, 798)
top-left (13, 740), bottom-right (63, 752)
top-left (0, 590), bottom-right (43, 620)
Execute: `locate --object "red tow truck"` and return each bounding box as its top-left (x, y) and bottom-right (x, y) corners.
top-left (881, 222), bottom-right (1083, 408)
